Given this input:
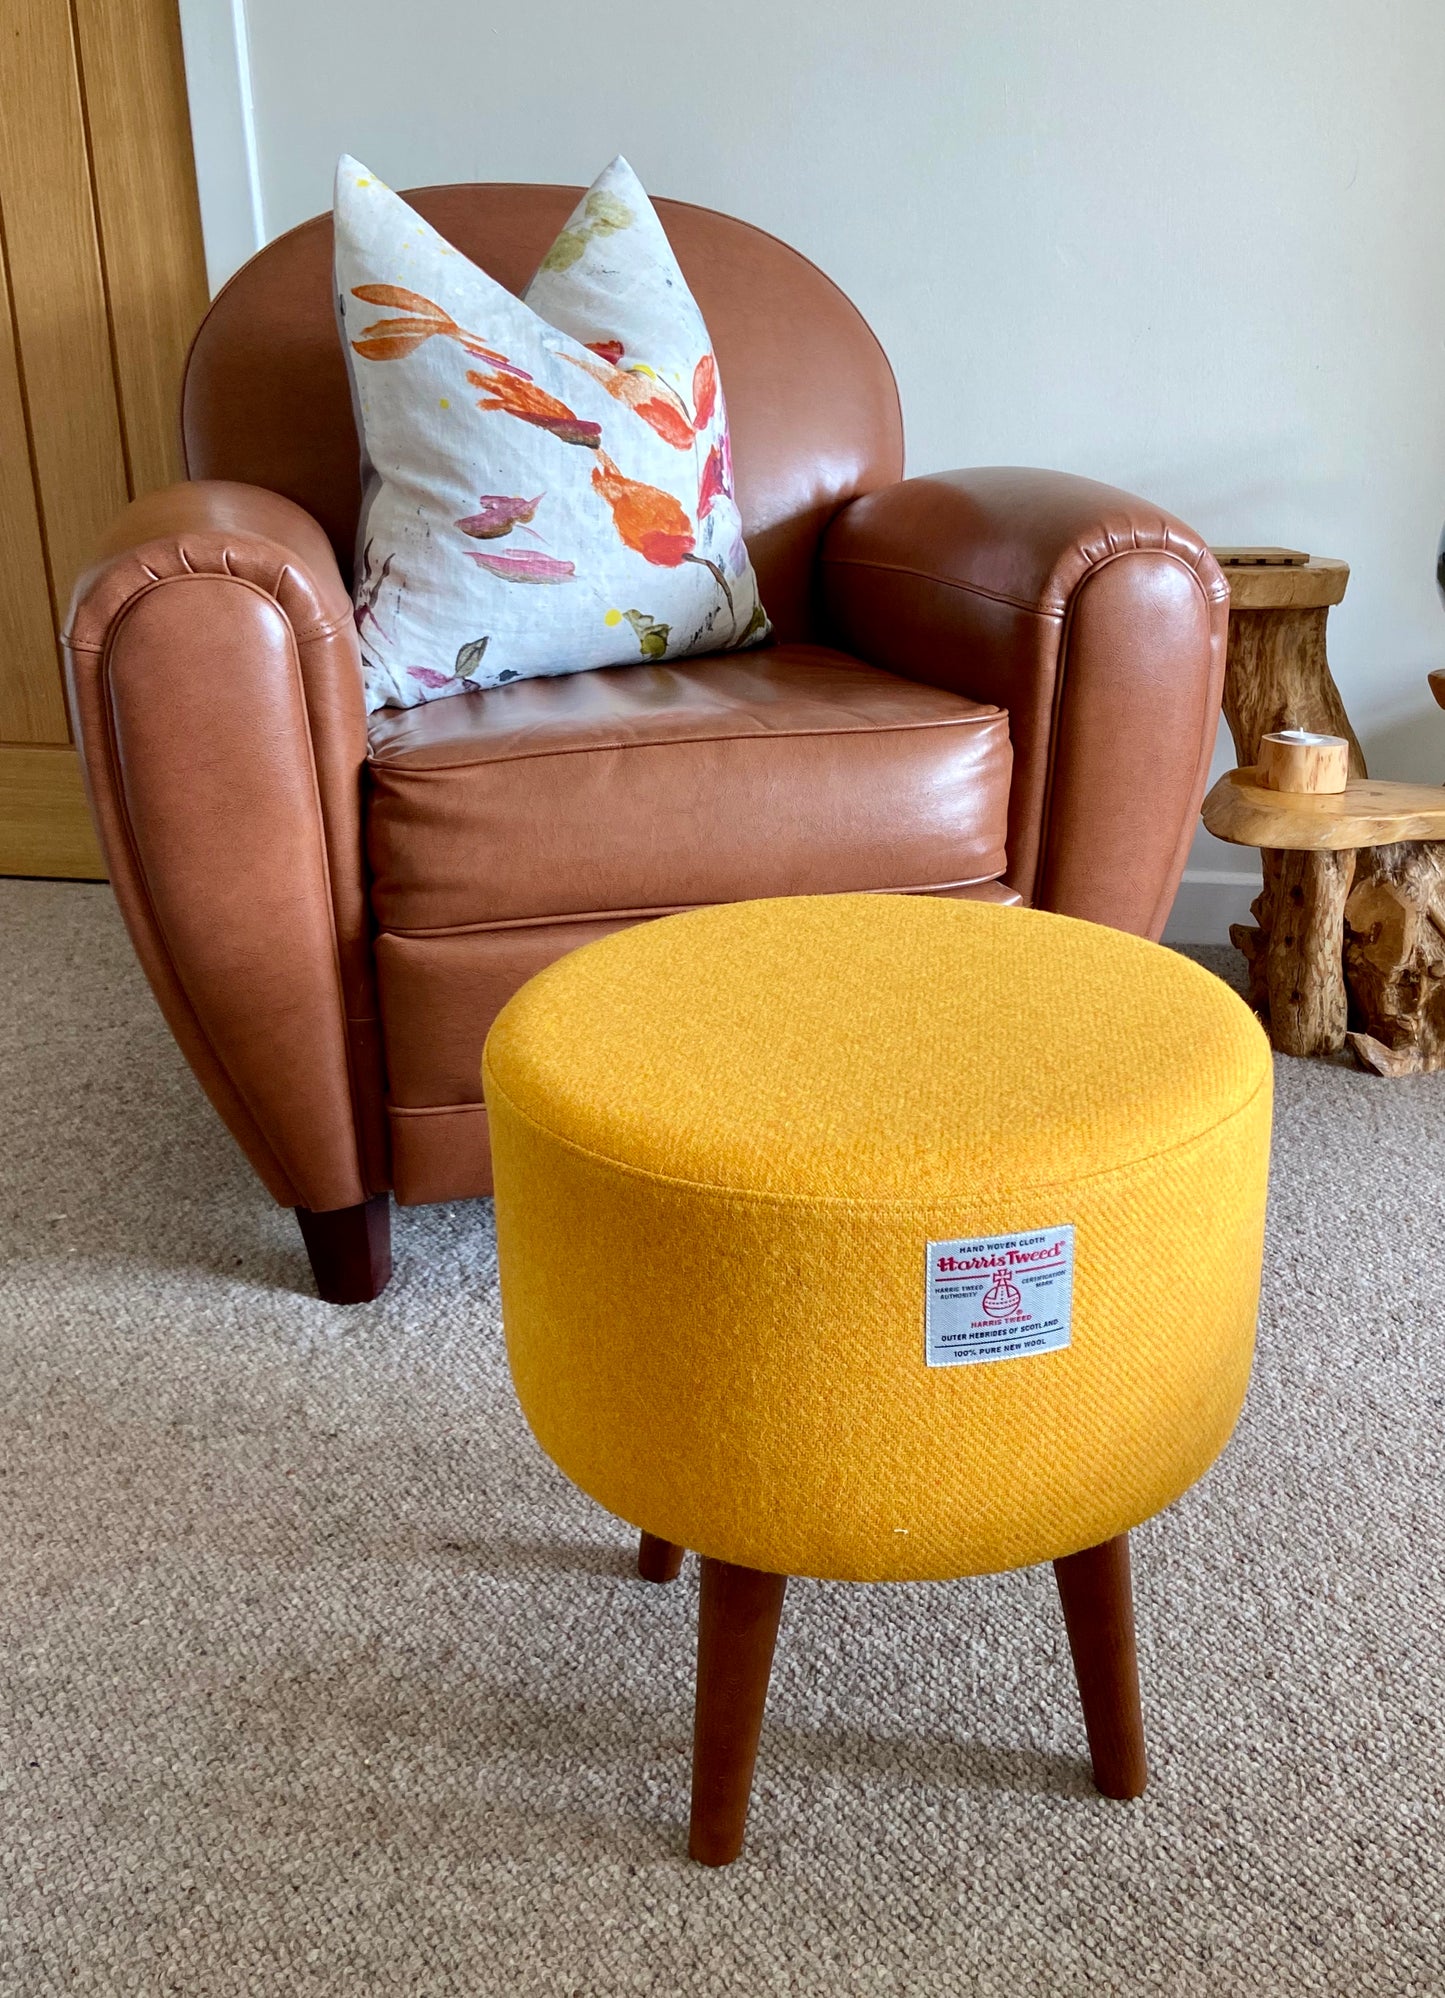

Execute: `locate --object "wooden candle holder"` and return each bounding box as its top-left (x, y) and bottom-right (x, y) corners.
top-left (1257, 730), bottom-right (1349, 794)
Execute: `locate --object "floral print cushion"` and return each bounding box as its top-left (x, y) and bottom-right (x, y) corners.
top-left (335, 155), bottom-right (769, 712)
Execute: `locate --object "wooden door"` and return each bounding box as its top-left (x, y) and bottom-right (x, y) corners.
top-left (0, 0), bottom-right (208, 878)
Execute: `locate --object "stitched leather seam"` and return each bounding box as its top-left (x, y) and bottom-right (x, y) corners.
top-left (821, 545), bottom-right (1230, 618)
top-left (286, 626), bottom-right (383, 1199)
top-left (64, 570), bottom-right (353, 651)
top-left (68, 610), bottom-right (353, 652)
top-left (373, 878), bottom-right (1012, 940)
top-left (366, 708), bottom-right (1009, 776)
top-left (389, 1101), bottom-right (489, 1119)
top-left (296, 612), bottom-right (357, 642)
top-left (820, 554), bottom-right (1066, 619)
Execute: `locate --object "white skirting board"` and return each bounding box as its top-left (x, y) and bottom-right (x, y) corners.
top-left (1160, 864), bottom-right (1261, 946)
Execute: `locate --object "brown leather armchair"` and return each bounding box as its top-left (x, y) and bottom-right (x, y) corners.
top-left (64, 182), bottom-right (1228, 1303)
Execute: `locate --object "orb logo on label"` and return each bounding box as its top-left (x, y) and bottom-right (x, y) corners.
top-left (981, 1272), bottom-right (1023, 1317)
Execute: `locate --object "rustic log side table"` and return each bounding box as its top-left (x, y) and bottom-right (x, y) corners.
top-left (1203, 550), bottom-right (1445, 1073)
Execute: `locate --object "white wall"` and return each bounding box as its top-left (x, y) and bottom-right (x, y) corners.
top-left (187, 0), bottom-right (1445, 940)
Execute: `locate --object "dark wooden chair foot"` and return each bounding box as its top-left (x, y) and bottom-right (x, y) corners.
top-left (689, 1557), bottom-right (788, 1865)
top-left (1053, 1531), bottom-right (1148, 1799)
top-left (295, 1194), bottom-right (392, 1304)
top-left (638, 1531), bottom-right (684, 1583)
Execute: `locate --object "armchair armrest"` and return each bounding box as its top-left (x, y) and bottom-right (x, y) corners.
top-left (63, 480), bottom-right (386, 1212)
top-left (821, 467), bottom-right (1229, 937)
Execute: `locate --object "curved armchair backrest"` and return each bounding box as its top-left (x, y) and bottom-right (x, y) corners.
top-left (183, 184), bottom-right (903, 641)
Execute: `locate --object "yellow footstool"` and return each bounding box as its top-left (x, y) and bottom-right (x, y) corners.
top-left (483, 894), bottom-right (1272, 1864)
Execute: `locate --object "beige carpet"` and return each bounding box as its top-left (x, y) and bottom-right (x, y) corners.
top-left (2, 879), bottom-right (1444, 1996)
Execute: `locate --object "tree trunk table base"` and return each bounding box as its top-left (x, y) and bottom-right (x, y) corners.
top-left (1231, 849), bottom-right (1354, 1058)
top-left (1215, 813), bottom-right (1445, 1074)
top-left (1341, 843), bottom-right (1445, 1075)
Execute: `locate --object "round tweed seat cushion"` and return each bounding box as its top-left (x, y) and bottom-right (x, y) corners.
top-left (483, 894), bottom-right (1273, 1583)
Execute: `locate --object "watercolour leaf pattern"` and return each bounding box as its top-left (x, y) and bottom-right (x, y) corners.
top-left (349, 285), bottom-right (532, 376)
top-left (455, 495), bottom-right (543, 539)
top-left (617, 609), bottom-right (671, 660)
top-left (335, 152), bottom-right (767, 711)
top-left (697, 442), bottom-right (727, 519)
top-left (692, 353), bottom-right (717, 432)
top-left (590, 452), bottom-right (694, 566)
top-left (464, 549), bottom-right (576, 583)
top-left (556, 350), bottom-right (695, 448)
top-left (463, 370), bottom-right (602, 448)
top-left (539, 185), bottom-right (635, 274)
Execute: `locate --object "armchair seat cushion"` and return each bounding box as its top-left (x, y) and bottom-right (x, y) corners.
top-left (364, 643), bottom-right (1012, 933)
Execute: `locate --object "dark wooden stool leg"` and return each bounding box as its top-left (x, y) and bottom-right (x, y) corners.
top-left (637, 1531), bottom-right (684, 1583)
top-left (1053, 1532), bottom-right (1148, 1799)
top-left (295, 1195), bottom-right (392, 1304)
top-left (689, 1558), bottom-right (788, 1865)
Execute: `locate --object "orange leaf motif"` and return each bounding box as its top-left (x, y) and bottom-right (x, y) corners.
top-left (591, 452), bottom-right (694, 566)
top-left (350, 283), bottom-right (455, 362)
top-left (348, 286), bottom-right (533, 377)
top-left (558, 352), bottom-right (695, 449)
top-left (351, 284), bottom-right (455, 320)
top-left (467, 370), bottom-right (602, 447)
top-left (697, 442), bottom-right (727, 519)
top-left (692, 353), bottom-right (717, 432)
top-left (359, 315), bottom-right (455, 339)
top-left (351, 332), bottom-right (439, 362)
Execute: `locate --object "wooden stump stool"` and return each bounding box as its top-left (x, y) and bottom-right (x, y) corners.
top-left (1211, 553), bottom-right (1361, 1055)
top-left (1209, 550), bottom-right (1445, 1073)
top-left (1214, 551), bottom-right (1362, 769)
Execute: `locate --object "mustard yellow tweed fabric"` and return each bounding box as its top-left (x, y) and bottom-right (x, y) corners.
top-left (484, 895), bottom-right (1272, 1582)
